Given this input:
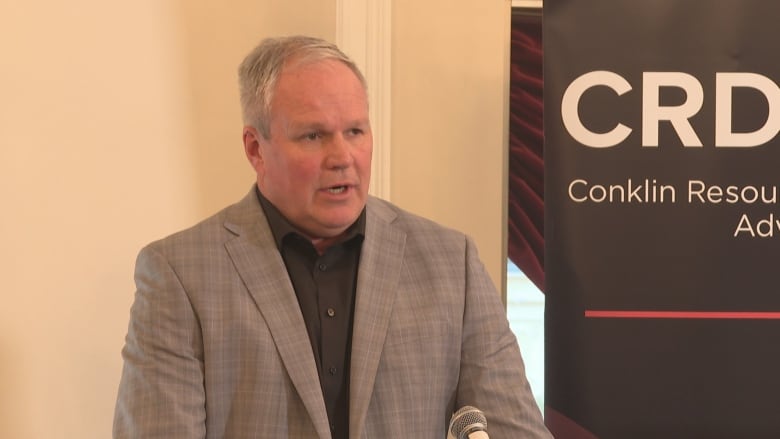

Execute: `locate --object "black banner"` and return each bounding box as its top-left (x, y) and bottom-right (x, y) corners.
top-left (544, 1), bottom-right (780, 437)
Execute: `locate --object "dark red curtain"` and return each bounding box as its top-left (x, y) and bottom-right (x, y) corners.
top-left (508, 13), bottom-right (544, 292)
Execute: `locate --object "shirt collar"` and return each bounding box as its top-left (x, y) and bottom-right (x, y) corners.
top-left (256, 186), bottom-right (366, 251)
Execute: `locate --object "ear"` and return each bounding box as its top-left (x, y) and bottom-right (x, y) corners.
top-left (243, 126), bottom-right (264, 173)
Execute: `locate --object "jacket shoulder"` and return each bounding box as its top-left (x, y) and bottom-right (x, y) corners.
top-left (367, 196), bottom-right (464, 239)
top-left (142, 188), bottom-right (262, 257)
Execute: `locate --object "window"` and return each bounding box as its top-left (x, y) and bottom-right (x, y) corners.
top-left (507, 261), bottom-right (545, 410)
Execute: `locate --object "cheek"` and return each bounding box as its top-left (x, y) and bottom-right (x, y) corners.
top-left (284, 157), bottom-right (322, 186)
top-left (355, 147), bottom-right (373, 173)
top-left (263, 147), bottom-right (324, 191)
top-left (257, 152), bottom-right (288, 188)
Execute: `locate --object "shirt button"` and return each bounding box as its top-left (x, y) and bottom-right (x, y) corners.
top-left (318, 263), bottom-right (327, 271)
top-left (329, 366), bottom-right (337, 375)
top-left (327, 308), bottom-right (336, 317)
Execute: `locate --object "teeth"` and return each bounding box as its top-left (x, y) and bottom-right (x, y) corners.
top-left (328, 186), bottom-right (346, 194)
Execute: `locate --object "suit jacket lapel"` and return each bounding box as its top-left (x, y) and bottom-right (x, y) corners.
top-left (349, 198), bottom-right (406, 437)
top-left (222, 189), bottom-right (332, 439)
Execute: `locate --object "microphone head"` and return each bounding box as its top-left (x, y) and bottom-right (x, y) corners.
top-left (449, 406), bottom-right (488, 439)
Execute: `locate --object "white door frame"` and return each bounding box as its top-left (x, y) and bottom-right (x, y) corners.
top-left (337, 0), bottom-right (392, 200)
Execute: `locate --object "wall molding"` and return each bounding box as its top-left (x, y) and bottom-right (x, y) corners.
top-left (336, 0), bottom-right (392, 200)
top-left (512, 0), bottom-right (543, 8)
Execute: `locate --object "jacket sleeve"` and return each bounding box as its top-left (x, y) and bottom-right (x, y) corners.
top-left (113, 244), bottom-right (206, 439)
top-left (455, 235), bottom-right (553, 438)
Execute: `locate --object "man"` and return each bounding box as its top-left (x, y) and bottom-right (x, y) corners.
top-left (114, 35), bottom-right (551, 439)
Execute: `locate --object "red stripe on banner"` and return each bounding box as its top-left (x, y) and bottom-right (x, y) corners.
top-left (584, 310), bottom-right (780, 319)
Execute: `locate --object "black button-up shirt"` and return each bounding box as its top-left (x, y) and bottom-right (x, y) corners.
top-left (257, 189), bottom-right (364, 439)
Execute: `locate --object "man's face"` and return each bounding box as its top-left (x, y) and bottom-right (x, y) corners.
top-left (244, 58), bottom-right (372, 240)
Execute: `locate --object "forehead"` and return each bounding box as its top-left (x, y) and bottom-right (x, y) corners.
top-left (270, 59), bottom-right (368, 123)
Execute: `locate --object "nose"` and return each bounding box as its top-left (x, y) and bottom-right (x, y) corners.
top-left (324, 134), bottom-right (354, 169)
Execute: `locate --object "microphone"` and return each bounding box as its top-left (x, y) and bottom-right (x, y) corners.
top-left (448, 406), bottom-right (489, 439)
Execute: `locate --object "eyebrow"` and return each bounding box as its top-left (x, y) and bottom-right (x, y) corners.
top-left (286, 118), bottom-right (370, 134)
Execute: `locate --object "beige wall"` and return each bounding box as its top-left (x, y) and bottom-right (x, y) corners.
top-left (390, 1), bottom-right (510, 289)
top-left (0, 1), bottom-right (509, 437)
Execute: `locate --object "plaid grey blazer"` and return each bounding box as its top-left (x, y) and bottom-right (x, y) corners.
top-left (113, 187), bottom-right (550, 439)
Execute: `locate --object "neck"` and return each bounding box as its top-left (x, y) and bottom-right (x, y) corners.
top-left (310, 234), bottom-right (345, 255)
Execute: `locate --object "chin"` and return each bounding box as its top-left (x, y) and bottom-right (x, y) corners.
top-left (319, 211), bottom-right (361, 230)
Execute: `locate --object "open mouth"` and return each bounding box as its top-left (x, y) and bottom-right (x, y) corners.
top-left (327, 185), bottom-right (348, 194)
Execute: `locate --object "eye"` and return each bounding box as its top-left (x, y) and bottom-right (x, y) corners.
top-left (346, 128), bottom-right (364, 138)
top-left (302, 132), bottom-right (321, 141)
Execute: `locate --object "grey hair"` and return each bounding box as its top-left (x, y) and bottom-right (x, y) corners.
top-left (238, 35), bottom-right (367, 139)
